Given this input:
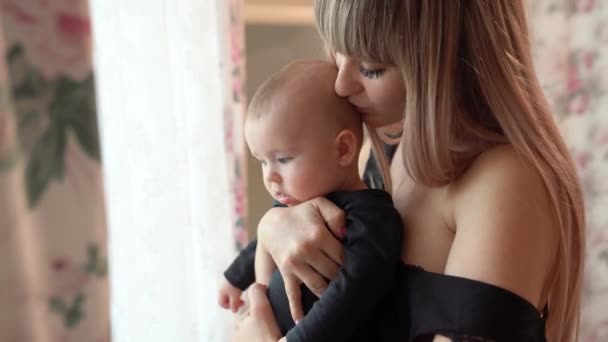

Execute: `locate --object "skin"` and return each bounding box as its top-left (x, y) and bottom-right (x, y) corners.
top-left (218, 277), bottom-right (245, 313)
top-left (234, 54), bottom-right (558, 342)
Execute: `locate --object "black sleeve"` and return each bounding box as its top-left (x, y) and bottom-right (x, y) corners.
top-left (223, 201), bottom-right (286, 291)
top-left (223, 239), bottom-right (257, 291)
top-left (285, 206), bottom-right (403, 342)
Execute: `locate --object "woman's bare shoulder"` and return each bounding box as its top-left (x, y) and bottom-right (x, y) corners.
top-left (444, 144), bottom-right (558, 308)
top-left (450, 144), bottom-right (551, 207)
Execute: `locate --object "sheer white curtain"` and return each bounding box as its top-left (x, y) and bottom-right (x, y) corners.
top-left (91, 0), bottom-right (239, 340)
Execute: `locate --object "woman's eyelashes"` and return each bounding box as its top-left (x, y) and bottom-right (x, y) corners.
top-left (359, 65), bottom-right (385, 79)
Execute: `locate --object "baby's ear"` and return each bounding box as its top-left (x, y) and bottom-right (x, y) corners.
top-left (336, 129), bottom-right (359, 167)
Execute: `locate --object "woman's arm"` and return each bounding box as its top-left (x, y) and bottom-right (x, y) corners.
top-left (258, 197), bottom-right (346, 321)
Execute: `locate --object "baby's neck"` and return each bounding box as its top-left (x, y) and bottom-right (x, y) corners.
top-left (335, 167), bottom-right (367, 193)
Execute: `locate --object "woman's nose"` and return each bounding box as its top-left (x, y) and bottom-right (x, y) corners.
top-left (334, 64), bottom-right (363, 97)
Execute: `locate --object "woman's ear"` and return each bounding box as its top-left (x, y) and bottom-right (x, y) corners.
top-left (336, 129), bottom-right (359, 167)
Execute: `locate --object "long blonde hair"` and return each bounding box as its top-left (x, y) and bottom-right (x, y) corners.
top-left (315, 1), bottom-right (585, 341)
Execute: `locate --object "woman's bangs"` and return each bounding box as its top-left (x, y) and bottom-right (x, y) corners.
top-left (314, 0), bottom-right (398, 64)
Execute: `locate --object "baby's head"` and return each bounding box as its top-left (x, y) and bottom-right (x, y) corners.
top-left (245, 60), bottom-right (364, 206)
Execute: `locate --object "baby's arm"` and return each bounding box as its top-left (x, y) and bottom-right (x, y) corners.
top-left (219, 239), bottom-right (257, 312)
top-left (286, 206), bottom-right (403, 342)
top-left (255, 201), bottom-right (287, 285)
top-left (223, 239), bottom-right (257, 290)
top-left (255, 240), bottom-right (277, 285)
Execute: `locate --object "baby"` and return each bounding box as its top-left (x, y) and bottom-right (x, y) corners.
top-left (219, 60), bottom-right (403, 342)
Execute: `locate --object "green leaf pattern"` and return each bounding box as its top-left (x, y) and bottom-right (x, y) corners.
top-left (48, 243), bottom-right (107, 329)
top-left (2, 44), bottom-right (100, 207)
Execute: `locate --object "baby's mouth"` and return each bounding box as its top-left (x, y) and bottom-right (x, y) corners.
top-left (275, 192), bottom-right (296, 205)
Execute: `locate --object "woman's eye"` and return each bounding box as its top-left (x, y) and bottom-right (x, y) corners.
top-left (277, 157), bottom-right (293, 164)
top-left (359, 65), bottom-right (385, 79)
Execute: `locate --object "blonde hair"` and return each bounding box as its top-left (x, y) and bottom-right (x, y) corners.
top-left (316, 1), bottom-right (585, 341)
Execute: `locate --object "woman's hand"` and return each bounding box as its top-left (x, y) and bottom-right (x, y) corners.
top-left (258, 197), bottom-right (346, 322)
top-left (232, 284), bottom-right (282, 342)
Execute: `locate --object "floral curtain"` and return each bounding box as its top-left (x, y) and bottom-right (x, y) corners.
top-left (225, 0), bottom-right (249, 251)
top-left (0, 0), bottom-right (109, 341)
top-left (529, 1), bottom-right (608, 340)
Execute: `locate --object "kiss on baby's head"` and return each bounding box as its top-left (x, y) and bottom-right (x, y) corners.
top-left (245, 60), bottom-right (366, 206)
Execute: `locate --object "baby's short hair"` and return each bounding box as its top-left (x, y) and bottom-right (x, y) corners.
top-left (247, 59), bottom-right (363, 147)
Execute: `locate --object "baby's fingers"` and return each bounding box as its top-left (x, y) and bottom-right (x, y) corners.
top-left (230, 296), bottom-right (245, 313)
top-left (219, 294), bottom-right (230, 309)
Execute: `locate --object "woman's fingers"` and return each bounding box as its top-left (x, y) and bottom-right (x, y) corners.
top-left (310, 197), bottom-right (346, 240)
top-left (232, 284), bottom-right (282, 342)
top-left (294, 262), bottom-right (330, 298)
top-left (283, 275), bottom-right (305, 323)
top-left (305, 245), bottom-right (341, 280)
top-left (319, 229), bottom-right (345, 268)
top-left (248, 283), bottom-right (273, 318)
top-left (308, 198), bottom-right (345, 267)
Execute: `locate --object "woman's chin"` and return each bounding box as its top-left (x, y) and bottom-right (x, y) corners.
top-left (363, 116), bottom-right (404, 129)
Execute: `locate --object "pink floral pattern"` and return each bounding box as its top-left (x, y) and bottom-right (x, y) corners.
top-left (529, 0), bottom-right (608, 340)
top-left (0, 0), bottom-right (109, 341)
top-left (223, 0), bottom-right (248, 250)
top-left (1, 0), bottom-right (93, 80)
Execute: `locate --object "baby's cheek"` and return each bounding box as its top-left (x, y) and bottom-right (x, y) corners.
top-left (293, 166), bottom-right (321, 197)
top-left (305, 167), bottom-right (333, 195)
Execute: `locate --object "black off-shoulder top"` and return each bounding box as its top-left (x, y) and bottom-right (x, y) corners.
top-left (397, 264), bottom-right (547, 341)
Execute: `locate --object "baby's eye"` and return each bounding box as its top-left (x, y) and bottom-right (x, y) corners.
top-left (277, 157), bottom-right (293, 164)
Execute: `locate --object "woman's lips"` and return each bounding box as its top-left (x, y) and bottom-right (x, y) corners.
top-left (354, 106), bottom-right (367, 113)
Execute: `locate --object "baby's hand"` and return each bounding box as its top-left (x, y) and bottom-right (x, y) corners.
top-left (218, 277), bottom-right (245, 313)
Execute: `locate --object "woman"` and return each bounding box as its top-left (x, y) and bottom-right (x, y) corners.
top-left (233, 1), bottom-right (585, 341)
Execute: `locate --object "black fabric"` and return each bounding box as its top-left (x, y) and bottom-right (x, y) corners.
top-left (223, 239), bottom-right (257, 291)
top-left (268, 190), bottom-right (403, 342)
top-left (266, 263), bottom-right (548, 342)
top-left (362, 142), bottom-right (398, 190)
top-left (398, 264), bottom-right (547, 342)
